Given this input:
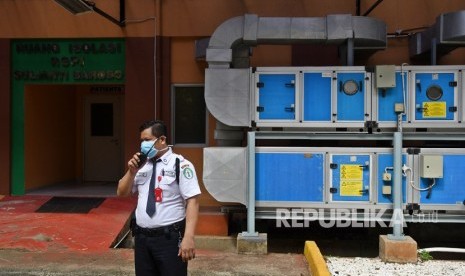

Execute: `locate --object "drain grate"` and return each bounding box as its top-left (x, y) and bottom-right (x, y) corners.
top-left (35, 197), bottom-right (105, 214)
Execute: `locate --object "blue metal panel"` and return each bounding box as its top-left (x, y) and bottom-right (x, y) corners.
top-left (256, 153), bottom-right (324, 202)
top-left (419, 155), bottom-right (465, 204)
top-left (258, 74), bottom-right (296, 120)
top-left (336, 72), bottom-right (365, 121)
top-left (331, 154), bottom-right (370, 202)
top-left (378, 72), bottom-right (407, 122)
top-left (377, 154), bottom-right (407, 204)
top-left (303, 72), bottom-right (332, 121)
top-left (414, 73), bottom-right (455, 120)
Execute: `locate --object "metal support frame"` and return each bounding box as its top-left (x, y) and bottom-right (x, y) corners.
top-left (56, 0), bottom-right (126, 27)
top-left (90, 0), bottom-right (125, 27)
top-left (252, 131), bottom-right (465, 141)
top-left (243, 131), bottom-right (259, 237)
top-left (388, 131), bottom-right (406, 240)
top-left (363, 0), bottom-right (384, 16)
top-left (356, 0), bottom-right (384, 17)
top-left (347, 38), bottom-right (354, 66)
top-left (431, 38), bottom-right (437, 65)
top-left (356, 0), bottom-right (361, 16)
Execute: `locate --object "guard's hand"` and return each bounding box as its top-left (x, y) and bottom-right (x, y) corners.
top-left (178, 235), bottom-right (196, 262)
top-left (128, 153), bottom-right (142, 174)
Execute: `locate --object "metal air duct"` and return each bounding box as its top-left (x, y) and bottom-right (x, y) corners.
top-left (205, 14), bottom-right (387, 129)
top-left (409, 10), bottom-right (465, 64)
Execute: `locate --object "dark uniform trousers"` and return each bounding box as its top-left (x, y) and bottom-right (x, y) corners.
top-left (134, 221), bottom-right (187, 276)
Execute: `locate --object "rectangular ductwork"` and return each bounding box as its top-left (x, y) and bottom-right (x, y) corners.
top-left (409, 10), bottom-right (465, 61)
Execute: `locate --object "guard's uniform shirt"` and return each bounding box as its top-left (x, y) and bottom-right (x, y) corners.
top-left (132, 148), bottom-right (201, 228)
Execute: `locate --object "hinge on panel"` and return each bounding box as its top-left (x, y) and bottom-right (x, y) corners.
top-left (406, 203), bottom-right (420, 215)
top-left (407, 148), bottom-right (421, 155)
top-left (330, 163), bottom-right (338, 169)
top-left (256, 106), bottom-right (264, 112)
top-left (407, 203), bottom-right (420, 210)
top-left (449, 81), bottom-right (457, 87)
top-left (257, 82), bottom-right (264, 88)
top-left (285, 83), bottom-right (295, 88)
top-left (365, 121), bottom-right (378, 128)
top-left (329, 188), bottom-right (338, 193)
top-left (449, 106), bottom-right (458, 112)
top-left (360, 189), bottom-right (369, 194)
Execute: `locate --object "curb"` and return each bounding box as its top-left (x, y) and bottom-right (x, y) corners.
top-left (195, 235), bottom-right (237, 252)
top-left (303, 240), bottom-right (330, 276)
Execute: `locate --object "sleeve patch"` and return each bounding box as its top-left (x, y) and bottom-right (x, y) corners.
top-left (182, 167), bottom-right (194, 179)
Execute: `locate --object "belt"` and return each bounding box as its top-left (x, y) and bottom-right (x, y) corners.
top-left (133, 219), bottom-right (185, 237)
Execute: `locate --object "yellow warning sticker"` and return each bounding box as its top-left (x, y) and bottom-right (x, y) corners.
top-left (423, 102), bottom-right (446, 118)
top-left (340, 164), bottom-right (363, 180)
top-left (340, 181), bottom-right (363, 196)
top-left (340, 164), bottom-right (363, 196)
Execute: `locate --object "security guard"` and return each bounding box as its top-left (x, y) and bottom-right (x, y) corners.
top-left (117, 120), bottom-right (201, 276)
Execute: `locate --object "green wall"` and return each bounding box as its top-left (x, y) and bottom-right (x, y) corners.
top-left (11, 38), bottom-right (125, 195)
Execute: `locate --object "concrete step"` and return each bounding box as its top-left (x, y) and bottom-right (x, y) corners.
top-left (190, 250), bottom-right (309, 276)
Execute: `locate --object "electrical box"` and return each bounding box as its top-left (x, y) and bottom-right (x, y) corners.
top-left (417, 152), bottom-right (465, 205)
top-left (375, 65), bottom-right (396, 88)
top-left (376, 69), bottom-right (408, 124)
top-left (382, 172), bottom-right (392, 181)
top-left (420, 155), bottom-right (443, 178)
top-left (394, 103), bottom-right (404, 113)
top-left (382, 185), bottom-right (392, 195)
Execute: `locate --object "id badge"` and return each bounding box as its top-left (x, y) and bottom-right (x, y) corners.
top-left (155, 187), bottom-right (163, 202)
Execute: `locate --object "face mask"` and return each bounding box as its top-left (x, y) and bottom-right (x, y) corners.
top-left (140, 138), bottom-right (158, 160)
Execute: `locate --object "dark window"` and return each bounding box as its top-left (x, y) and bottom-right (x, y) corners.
top-left (173, 86), bottom-right (206, 144)
top-left (91, 103), bottom-right (113, 136)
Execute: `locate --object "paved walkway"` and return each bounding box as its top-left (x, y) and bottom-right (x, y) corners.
top-left (0, 195), bottom-right (135, 252)
top-left (0, 195), bottom-right (309, 275)
top-left (0, 248), bottom-right (309, 275)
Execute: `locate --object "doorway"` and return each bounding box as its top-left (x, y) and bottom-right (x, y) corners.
top-left (84, 95), bottom-right (123, 182)
top-left (24, 85), bottom-right (124, 197)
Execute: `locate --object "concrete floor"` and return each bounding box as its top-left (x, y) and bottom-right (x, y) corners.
top-left (14, 182), bottom-right (465, 273)
top-left (0, 248), bottom-right (310, 276)
top-left (0, 195), bottom-right (310, 275)
top-left (2, 191), bottom-right (464, 275)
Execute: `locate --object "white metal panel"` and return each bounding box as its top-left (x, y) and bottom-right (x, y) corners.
top-left (203, 147), bottom-right (247, 205)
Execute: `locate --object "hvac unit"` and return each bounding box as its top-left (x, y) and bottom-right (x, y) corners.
top-left (302, 67), bottom-right (371, 128)
top-left (407, 66), bottom-right (462, 129)
top-left (254, 67), bottom-right (371, 130)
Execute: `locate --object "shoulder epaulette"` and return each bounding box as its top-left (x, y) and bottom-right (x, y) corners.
top-left (175, 157), bottom-right (180, 184)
